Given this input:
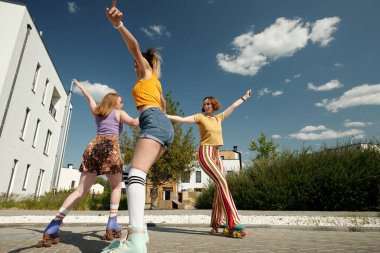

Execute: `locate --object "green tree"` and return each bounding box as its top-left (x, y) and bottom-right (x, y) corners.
top-left (120, 91), bottom-right (196, 209)
top-left (249, 132), bottom-right (278, 160)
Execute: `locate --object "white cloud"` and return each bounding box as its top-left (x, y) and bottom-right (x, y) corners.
top-left (272, 134), bottom-right (281, 139)
top-left (285, 78), bottom-right (291, 83)
top-left (289, 126), bottom-right (364, 140)
top-left (217, 17), bottom-right (340, 76)
top-left (68, 2), bottom-right (79, 14)
top-left (141, 25), bottom-right (171, 38)
top-left (315, 83), bottom-right (380, 112)
top-left (258, 88), bottom-right (284, 97)
top-left (258, 88), bottom-right (271, 97)
top-left (294, 73), bottom-right (301, 78)
top-left (300, 125), bottom-right (327, 132)
top-left (309, 17), bottom-right (341, 47)
top-left (343, 120), bottom-right (372, 128)
top-left (72, 81), bottom-right (116, 102)
top-left (308, 79), bottom-right (343, 91)
top-left (334, 62), bottom-right (344, 68)
top-left (272, 90), bottom-right (284, 96)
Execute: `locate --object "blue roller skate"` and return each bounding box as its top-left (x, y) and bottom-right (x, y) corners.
top-left (36, 219), bottom-right (62, 247)
top-left (102, 216), bottom-right (123, 241)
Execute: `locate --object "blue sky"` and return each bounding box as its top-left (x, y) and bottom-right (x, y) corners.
top-left (24, 0), bottom-right (380, 167)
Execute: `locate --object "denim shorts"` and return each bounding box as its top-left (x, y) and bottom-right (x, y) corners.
top-left (139, 107), bottom-right (174, 149)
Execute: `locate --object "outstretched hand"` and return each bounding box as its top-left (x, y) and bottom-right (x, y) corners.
top-left (246, 89), bottom-right (253, 97)
top-left (72, 78), bottom-right (83, 90)
top-left (106, 0), bottom-right (123, 27)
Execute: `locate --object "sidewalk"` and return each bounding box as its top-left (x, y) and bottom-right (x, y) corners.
top-left (1, 210), bottom-right (380, 253)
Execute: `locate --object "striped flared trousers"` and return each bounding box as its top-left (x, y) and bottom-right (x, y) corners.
top-left (198, 145), bottom-right (241, 229)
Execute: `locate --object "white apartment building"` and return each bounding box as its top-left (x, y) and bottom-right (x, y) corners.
top-left (178, 146), bottom-right (243, 192)
top-left (0, 1), bottom-right (72, 197)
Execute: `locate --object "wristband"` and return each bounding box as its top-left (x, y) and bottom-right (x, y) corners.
top-left (241, 96), bottom-right (246, 102)
top-left (113, 21), bottom-right (124, 29)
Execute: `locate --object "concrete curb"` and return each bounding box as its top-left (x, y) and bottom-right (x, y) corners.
top-left (1, 222), bottom-right (380, 232)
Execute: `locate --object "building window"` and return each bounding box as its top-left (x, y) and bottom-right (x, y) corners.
top-left (20, 108), bottom-right (31, 140)
top-left (49, 87), bottom-right (61, 119)
top-left (221, 156), bottom-right (225, 160)
top-left (32, 119), bottom-right (40, 147)
top-left (35, 169), bottom-right (45, 197)
top-left (42, 79), bottom-right (49, 105)
top-left (71, 180), bottom-right (75, 189)
top-left (196, 171), bottom-right (202, 183)
top-left (182, 174), bottom-right (190, 183)
top-left (163, 187), bottom-right (172, 200)
top-left (22, 164), bottom-right (31, 190)
top-left (43, 130), bottom-right (52, 155)
top-left (32, 63), bottom-right (41, 92)
top-left (7, 159), bottom-right (19, 197)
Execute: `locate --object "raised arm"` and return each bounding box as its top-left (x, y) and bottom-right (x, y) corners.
top-left (223, 89), bottom-right (252, 120)
top-left (72, 79), bottom-right (97, 113)
top-left (106, 2), bottom-right (151, 76)
top-left (167, 114), bottom-right (197, 124)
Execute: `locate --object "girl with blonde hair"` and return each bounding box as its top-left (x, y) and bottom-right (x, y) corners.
top-left (37, 79), bottom-right (138, 248)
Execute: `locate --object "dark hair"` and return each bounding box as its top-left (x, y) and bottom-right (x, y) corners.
top-left (202, 96), bottom-right (221, 112)
top-left (142, 48), bottom-right (161, 76)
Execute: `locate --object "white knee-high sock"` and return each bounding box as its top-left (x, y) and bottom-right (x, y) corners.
top-left (127, 168), bottom-right (146, 227)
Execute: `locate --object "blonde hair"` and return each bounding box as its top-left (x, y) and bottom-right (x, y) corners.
top-left (143, 48), bottom-right (162, 78)
top-left (94, 93), bottom-right (120, 117)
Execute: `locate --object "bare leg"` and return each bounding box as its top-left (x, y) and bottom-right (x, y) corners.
top-left (59, 172), bottom-right (97, 211)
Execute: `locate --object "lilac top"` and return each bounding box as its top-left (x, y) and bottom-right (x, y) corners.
top-left (96, 110), bottom-right (123, 135)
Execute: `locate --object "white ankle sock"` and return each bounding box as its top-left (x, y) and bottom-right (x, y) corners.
top-left (127, 168), bottom-right (146, 227)
top-left (54, 207), bottom-right (69, 220)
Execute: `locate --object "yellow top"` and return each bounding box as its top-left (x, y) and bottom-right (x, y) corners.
top-left (194, 113), bottom-right (224, 146)
top-left (132, 73), bottom-right (162, 109)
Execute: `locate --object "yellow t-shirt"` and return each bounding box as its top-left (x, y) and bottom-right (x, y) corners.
top-left (194, 113), bottom-right (224, 146)
top-left (132, 73), bottom-right (162, 109)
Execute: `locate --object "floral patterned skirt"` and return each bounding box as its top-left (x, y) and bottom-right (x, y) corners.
top-left (79, 135), bottom-right (123, 175)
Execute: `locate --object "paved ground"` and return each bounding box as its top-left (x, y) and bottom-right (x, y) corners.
top-left (1, 225), bottom-right (380, 253)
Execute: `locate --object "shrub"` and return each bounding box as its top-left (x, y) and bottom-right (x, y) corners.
top-left (195, 143), bottom-right (380, 211)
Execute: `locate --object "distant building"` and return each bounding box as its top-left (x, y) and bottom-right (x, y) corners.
top-left (0, 1), bottom-right (72, 197)
top-left (178, 146), bottom-right (242, 193)
top-left (57, 164), bottom-right (80, 191)
top-left (143, 146), bottom-right (243, 209)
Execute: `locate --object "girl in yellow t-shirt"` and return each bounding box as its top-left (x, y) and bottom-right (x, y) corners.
top-left (167, 89), bottom-right (252, 238)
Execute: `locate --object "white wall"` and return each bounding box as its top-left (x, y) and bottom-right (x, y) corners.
top-left (57, 165), bottom-right (80, 191)
top-left (0, 2), bottom-right (70, 197)
top-left (178, 157), bottom-right (241, 192)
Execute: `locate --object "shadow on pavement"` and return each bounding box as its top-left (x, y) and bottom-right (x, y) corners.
top-left (8, 227), bottom-right (110, 253)
top-left (148, 226), bottom-right (212, 236)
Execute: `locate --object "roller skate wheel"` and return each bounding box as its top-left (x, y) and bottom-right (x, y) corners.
top-left (210, 228), bottom-right (218, 235)
top-left (52, 237), bottom-right (60, 244)
top-left (223, 228), bottom-right (229, 235)
top-left (115, 231), bottom-right (122, 238)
